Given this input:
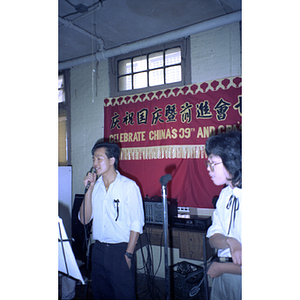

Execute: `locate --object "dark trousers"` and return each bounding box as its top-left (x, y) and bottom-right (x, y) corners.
top-left (92, 240), bottom-right (136, 300)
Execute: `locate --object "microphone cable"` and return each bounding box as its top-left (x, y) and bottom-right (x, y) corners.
top-left (82, 167), bottom-right (96, 299)
top-left (82, 167), bottom-right (96, 252)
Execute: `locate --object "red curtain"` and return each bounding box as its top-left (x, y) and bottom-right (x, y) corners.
top-left (104, 77), bottom-right (242, 208)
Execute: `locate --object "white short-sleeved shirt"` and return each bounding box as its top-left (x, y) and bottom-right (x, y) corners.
top-left (206, 185), bottom-right (242, 257)
top-left (88, 171), bottom-right (145, 243)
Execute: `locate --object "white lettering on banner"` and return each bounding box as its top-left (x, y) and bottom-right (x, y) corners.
top-left (119, 145), bottom-right (207, 160)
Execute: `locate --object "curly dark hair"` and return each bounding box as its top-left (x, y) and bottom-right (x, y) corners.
top-left (205, 131), bottom-right (242, 188)
top-left (91, 140), bottom-right (120, 170)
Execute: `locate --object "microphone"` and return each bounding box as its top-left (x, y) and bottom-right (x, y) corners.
top-left (159, 173), bottom-right (172, 186)
top-left (85, 167), bottom-right (96, 191)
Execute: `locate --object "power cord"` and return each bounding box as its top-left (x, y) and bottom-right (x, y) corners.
top-left (137, 226), bottom-right (165, 300)
top-left (188, 256), bottom-right (217, 298)
top-left (137, 224), bottom-right (219, 300)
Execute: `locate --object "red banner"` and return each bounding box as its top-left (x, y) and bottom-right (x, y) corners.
top-left (104, 77), bottom-right (242, 208)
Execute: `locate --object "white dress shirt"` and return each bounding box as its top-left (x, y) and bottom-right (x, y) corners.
top-left (207, 185), bottom-right (242, 258)
top-left (89, 170), bottom-right (145, 243)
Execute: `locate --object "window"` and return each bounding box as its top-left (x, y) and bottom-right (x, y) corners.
top-left (58, 70), bottom-right (71, 166)
top-left (58, 74), bottom-right (65, 103)
top-left (58, 109), bottom-right (68, 164)
top-left (110, 38), bottom-right (191, 96)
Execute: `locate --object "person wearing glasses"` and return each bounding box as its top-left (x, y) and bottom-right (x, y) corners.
top-left (205, 131), bottom-right (242, 300)
top-left (79, 140), bottom-right (145, 300)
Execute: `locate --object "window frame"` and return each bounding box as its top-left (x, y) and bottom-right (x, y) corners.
top-left (109, 37), bottom-right (191, 97)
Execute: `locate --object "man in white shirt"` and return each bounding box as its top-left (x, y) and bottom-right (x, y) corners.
top-left (79, 140), bottom-right (145, 300)
top-left (205, 131), bottom-right (242, 300)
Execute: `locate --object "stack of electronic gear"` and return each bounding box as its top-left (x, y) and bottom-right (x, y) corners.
top-left (171, 214), bottom-right (212, 231)
top-left (170, 261), bottom-right (205, 300)
top-left (144, 195), bottom-right (178, 225)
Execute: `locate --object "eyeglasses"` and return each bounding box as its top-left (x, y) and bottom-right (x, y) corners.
top-left (205, 160), bottom-right (222, 172)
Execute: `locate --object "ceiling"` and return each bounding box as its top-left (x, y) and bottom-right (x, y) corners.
top-left (58, 0), bottom-right (241, 64)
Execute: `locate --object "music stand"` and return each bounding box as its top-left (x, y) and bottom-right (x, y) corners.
top-left (58, 217), bottom-right (85, 285)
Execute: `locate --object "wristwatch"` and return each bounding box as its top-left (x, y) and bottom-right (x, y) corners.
top-left (125, 252), bottom-right (133, 259)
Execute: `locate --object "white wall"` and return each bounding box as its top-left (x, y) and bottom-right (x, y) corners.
top-left (191, 22), bottom-right (241, 83)
top-left (69, 22), bottom-right (241, 204)
top-left (70, 60), bottom-right (109, 198)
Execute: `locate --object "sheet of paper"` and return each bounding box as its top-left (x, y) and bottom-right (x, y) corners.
top-left (58, 217), bottom-right (85, 284)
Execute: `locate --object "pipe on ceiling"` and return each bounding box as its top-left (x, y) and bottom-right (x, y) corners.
top-left (59, 10), bottom-right (241, 70)
top-left (59, 16), bottom-right (104, 50)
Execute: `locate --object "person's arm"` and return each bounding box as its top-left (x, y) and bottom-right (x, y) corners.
top-left (209, 233), bottom-right (242, 266)
top-left (124, 231), bottom-right (140, 268)
top-left (79, 172), bottom-right (96, 225)
top-left (207, 262), bottom-right (242, 278)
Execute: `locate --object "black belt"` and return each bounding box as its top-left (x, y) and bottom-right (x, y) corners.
top-left (217, 257), bottom-right (233, 263)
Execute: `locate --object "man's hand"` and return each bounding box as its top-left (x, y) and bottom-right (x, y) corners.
top-left (124, 255), bottom-right (132, 269)
top-left (226, 238), bottom-right (242, 266)
top-left (84, 172), bottom-right (97, 190)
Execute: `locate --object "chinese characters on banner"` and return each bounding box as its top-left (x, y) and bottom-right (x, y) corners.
top-left (104, 77), bottom-right (242, 208)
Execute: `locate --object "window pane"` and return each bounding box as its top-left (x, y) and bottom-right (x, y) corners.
top-left (58, 74), bottom-right (65, 103)
top-left (149, 69), bottom-right (164, 86)
top-left (133, 72), bottom-right (147, 89)
top-left (165, 47), bottom-right (181, 66)
top-left (149, 51), bottom-right (163, 69)
top-left (119, 75), bottom-right (132, 91)
top-left (133, 55), bottom-right (147, 72)
top-left (165, 65), bottom-right (182, 83)
top-left (118, 59), bottom-right (131, 75)
top-left (58, 110), bottom-right (67, 165)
